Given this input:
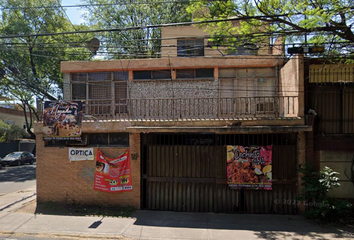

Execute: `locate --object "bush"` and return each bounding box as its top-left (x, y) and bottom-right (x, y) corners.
top-left (298, 164), bottom-right (353, 223)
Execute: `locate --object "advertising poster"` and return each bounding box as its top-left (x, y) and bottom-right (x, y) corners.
top-left (94, 149), bottom-right (132, 192)
top-left (227, 145), bottom-right (272, 190)
top-left (43, 101), bottom-right (83, 141)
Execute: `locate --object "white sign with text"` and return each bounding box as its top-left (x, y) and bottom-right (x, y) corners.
top-left (69, 148), bottom-right (94, 161)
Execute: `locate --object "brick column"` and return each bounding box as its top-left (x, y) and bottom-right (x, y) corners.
top-left (129, 133), bottom-right (141, 209)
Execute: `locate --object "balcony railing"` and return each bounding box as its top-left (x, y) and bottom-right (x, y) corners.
top-left (80, 96), bottom-right (299, 120)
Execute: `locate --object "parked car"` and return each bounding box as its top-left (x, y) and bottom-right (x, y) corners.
top-left (0, 151), bottom-right (36, 166)
top-left (0, 157), bottom-right (2, 169)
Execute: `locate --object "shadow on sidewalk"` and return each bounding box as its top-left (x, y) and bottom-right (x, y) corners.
top-left (0, 165), bottom-right (36, 182)
top-left (34, 201), bottom-right (136, 218)
top-left (132, 210), bottom-right (354, 240)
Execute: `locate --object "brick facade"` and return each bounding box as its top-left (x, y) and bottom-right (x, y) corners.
top-left (36, 133), bottom-right (141, 208)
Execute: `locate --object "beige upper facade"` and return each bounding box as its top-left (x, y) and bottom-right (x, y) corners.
top-left (161, 25), bottom-right (283, 57)
top-left (56, 24), bottom-right (306, 133)
top-left (0, 106), bottom-right (28, 129)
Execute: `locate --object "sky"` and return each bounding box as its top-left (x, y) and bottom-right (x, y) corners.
top-left (61, 0), bottom-right (86, 25)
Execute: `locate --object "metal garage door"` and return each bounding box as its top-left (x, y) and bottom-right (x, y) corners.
top-left (141, 133), bottom-right (298, 214)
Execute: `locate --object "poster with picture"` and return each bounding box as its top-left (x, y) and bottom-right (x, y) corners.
top-left (227, 145), bottom-right (272, 190)
top-left (94, 149), bottom-right (132, 192)
top-left (43, 101), bottom-right (83, 141)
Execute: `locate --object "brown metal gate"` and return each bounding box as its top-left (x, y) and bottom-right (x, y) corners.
top-left (141, 133), bottom-right (298, 214)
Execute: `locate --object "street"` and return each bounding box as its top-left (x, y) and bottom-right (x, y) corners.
top-left (0, 163), bottom-right (36, 212)
top-left (0, 164), bottom-right (36, 195)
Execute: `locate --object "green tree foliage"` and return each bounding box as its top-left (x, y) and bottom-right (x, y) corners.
top-left (0, 0), bottom-right (93, 135)
top-left (0, 119), bottom-right (27, 142)
top-left (298, 164), bottom-right (353, 222)
top-left (83, 0), bottom-right (192, 59)
top-left (187, 0), bottom-right (354, 58)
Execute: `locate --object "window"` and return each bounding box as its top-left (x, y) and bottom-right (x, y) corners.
top-left (177, 39), bottom-right (204, 57)
top-left (110, 133), bottom-right (129, 145)
top-left (71, 71), bottom-right (128, 115)
top-left (133, 71), bottom-right (151, 80)
top-left (176, 68), bottom-right (214, 79)
top-left (152, 70), bottom-right (171, 79)
top-left (196, 68), bottom-right (214, 78)
top-left (45, 133), bottom-right (130, 147)
top-left (227, 42), bottom-right (259, 56)
top-left (133, 70), bottom-right (171, 80)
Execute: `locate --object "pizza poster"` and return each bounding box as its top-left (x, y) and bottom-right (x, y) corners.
top-left (43, 101), bottom-right (83, 141)
top-left (94, 149), bottom-right (132, 192)
top-left (227, 145), bottom-right (272, 190)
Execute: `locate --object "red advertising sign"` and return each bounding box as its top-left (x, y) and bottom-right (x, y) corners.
top-left (94, 149), bottom-right (132, 192)
top-left (227, 145), bottom-right (272, 190)
top-left (43, 101), bottom-right (83, 141)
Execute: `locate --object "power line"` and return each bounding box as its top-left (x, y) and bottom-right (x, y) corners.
top-left (0, 0), bottom-right (201, 10)
top-left (0, 14), bottom-right (300, 39)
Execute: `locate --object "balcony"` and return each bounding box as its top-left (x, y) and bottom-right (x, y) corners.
top-left (79, 96), bottom-right (299, 121)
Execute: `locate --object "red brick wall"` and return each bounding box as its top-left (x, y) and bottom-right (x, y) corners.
top-left (36, 133), bottom-right (141, 208)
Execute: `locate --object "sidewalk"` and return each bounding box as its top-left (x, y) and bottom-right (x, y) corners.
top-left (0, 190), bottom-right (353, 240)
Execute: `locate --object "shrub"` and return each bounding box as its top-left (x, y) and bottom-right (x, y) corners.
top-left (298, 164), bottom-right (353, 223)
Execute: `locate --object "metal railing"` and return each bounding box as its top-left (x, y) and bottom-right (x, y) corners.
top-left (80, 96), bottom-right (299, 120)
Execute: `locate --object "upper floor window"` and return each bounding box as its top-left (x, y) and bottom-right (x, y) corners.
top-left (177, 39), bottom-right (204, 57)
top-left (133, 70), bottom-right (171, 80)
top-left (227, 41), bottom-right (259, 56)
top-left (176, 68), bottom-right (214, 79)
top-left (71, 72), bottom-right (128, 114)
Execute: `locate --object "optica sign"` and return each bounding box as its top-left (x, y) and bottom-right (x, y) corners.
top-left (69, 148), bottom-right (94, 161)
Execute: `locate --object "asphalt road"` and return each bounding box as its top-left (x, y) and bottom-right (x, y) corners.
top-left (0, 164), bottom-right (36, 196)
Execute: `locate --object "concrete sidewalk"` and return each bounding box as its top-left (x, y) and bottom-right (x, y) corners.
top-left (0, 190), bottom-right (353, 240)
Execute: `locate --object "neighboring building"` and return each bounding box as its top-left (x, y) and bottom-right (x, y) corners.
top-left (305, 62), bottom-right (354, 199)
top-left (0, 104), bottom-right (35, 157)
top-left (34, 25), bottom-right (310, 214)
top-left (0, 105), bottom-right (28, 130)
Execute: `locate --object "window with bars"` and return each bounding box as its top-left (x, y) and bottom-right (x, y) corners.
top-left (71, 72), bottom-right (128, 115)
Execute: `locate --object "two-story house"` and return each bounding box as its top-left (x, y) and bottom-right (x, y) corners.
top-left (34, 25), bottom-right (311, 214)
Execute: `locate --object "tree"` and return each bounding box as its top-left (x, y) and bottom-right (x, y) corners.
top-left (0, 119), bottom-right (27, 142)
top-left (0, 0), bottom-right (93, 136)
top-left (82, 0), bottom-right (192, 59)
top-left (187, 0), bottom-right (354, 58)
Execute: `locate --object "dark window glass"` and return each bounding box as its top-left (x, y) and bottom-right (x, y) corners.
top-left (133, 71), bottom-right (151, 80)
top-left (71, 73), bottom-right (87, 82)
top-left (114, 71), bottom-right (129, 81)
top-left (110, 133), bottom-right (129, 146)
top-left (227, 42), bottom-right (258, 56)
top-left (176, 69), bottom-right (194, 79)
top-left (88, 72), bottom-right (111, 81)
top-left (196, 68), bottom-right (214, 78)
top-left (89, 133), bottom-right (109, 145)
top-left (72, 83), bottom-right (86, 100)
top-left (152, 70), bottom-right (171, 79)
top-left (177, 39), bottom-right (204, 57)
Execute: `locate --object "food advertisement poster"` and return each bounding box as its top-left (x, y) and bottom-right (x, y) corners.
top-left (43, 101), bottom-right (83, 141)
top-left (227, 145), bottom-right (272, 190)
top-left (94, 149), bottom-right (132, 192)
